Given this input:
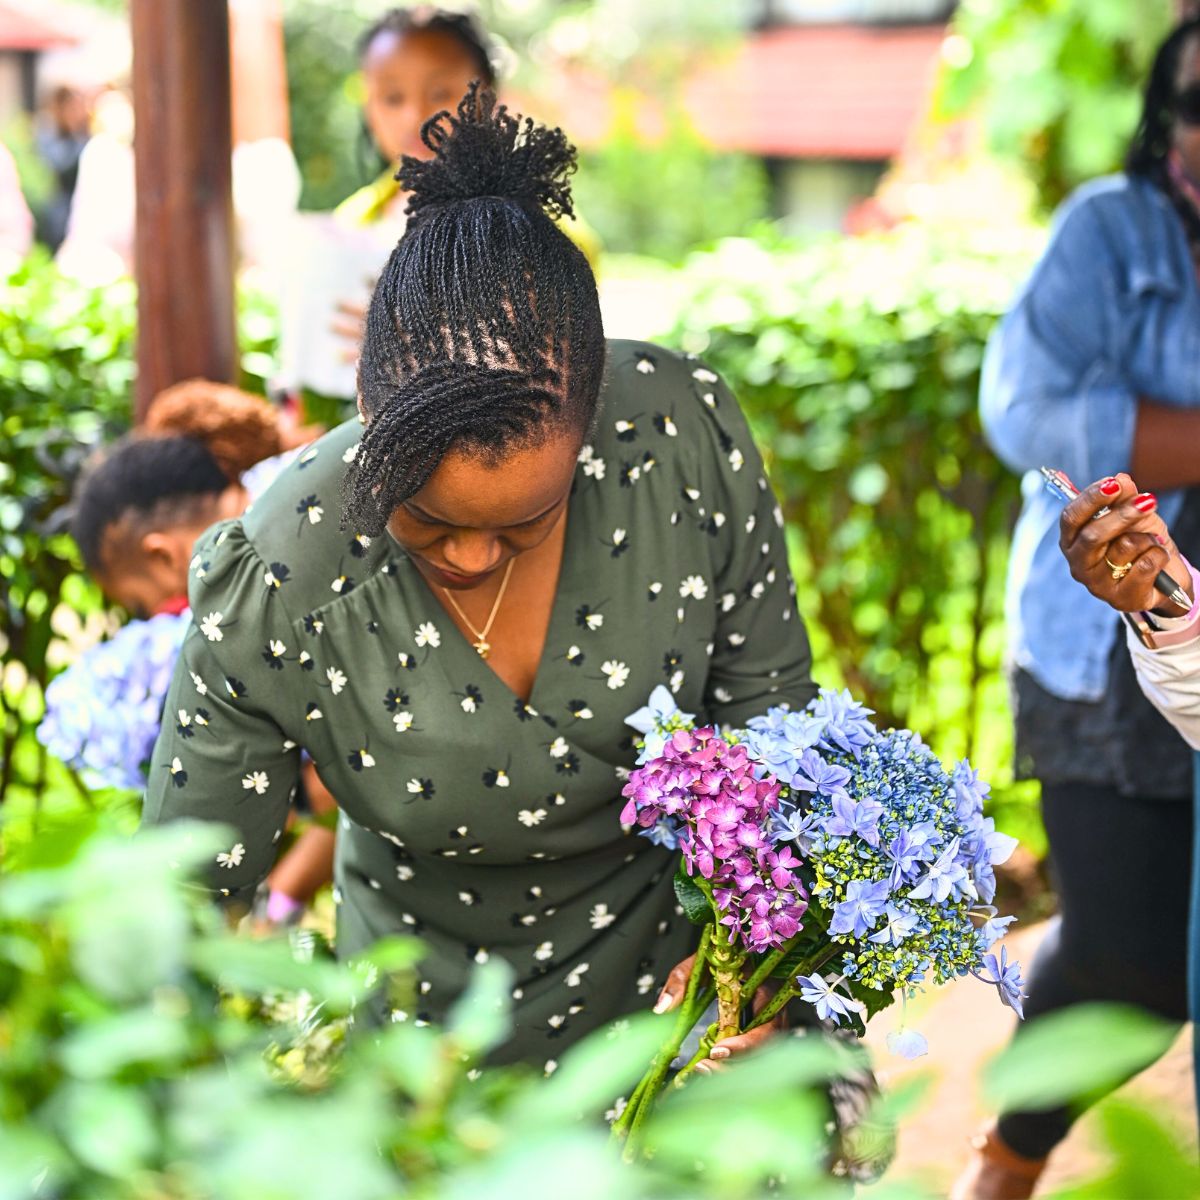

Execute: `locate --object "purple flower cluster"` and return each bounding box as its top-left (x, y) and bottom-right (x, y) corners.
top-left (621, 725), bottom-right (809, 952)
top-left (38, 611), bottom-right (190, 791)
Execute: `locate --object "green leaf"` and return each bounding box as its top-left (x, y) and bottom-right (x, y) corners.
top-left (446, 957), bottom-right (514, 1057)
top-left (506, 1012), bottom-right (666, 1127)
top-left (673, 867), bottom-right (713, 926)
top-left (50, 1082), bottom-right (158, 1177)
top-left (983, 1004), bottom-right (1177, 1111)
top-left (58, 1008), bottom-right (192, 1079)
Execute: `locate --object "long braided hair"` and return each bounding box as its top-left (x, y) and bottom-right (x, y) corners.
top-left (1126, 17), bottom-right (1200, 244)
top-left (343, 83), bottom-right (605, 536)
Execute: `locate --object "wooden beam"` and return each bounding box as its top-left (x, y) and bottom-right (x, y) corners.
top-left (131, 0), bottom-right (237, 421)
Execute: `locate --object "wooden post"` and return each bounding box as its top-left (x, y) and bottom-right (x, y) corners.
top-left (130, 0), bottom-right (237, 421)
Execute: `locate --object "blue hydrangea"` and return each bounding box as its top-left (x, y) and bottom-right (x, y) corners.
top-left (38, 611), bottom-right (190, 791)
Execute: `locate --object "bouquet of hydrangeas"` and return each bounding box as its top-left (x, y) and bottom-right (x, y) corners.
top-left (37, 611), bottom-right (191, 791)
top-left (611, 685), bottom-right (1024, 1147)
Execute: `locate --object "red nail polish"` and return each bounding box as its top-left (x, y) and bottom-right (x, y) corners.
top-left (1100, 478), bottom-right (1121, 496)
top-left (1134, 493), bottom-right (1157, 512)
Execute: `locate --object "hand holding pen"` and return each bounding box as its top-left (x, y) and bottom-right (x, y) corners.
top-left (1048, 470), bottom-right (1195, 616)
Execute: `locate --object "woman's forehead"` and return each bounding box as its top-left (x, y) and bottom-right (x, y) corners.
top-left (412, 433), bottom-right (578, 526)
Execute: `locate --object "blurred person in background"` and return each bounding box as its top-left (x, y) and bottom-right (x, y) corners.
top-left (276, 6), bottom-right (597, 408)
top-left (953, 18), bottom-right (1200, 1199)
top-left (35, 84), bottom-right (91, 253)
top-left (57, 382), bottom-right (335, 930)
top-left (0, 140), bottom-right (33, 272)
top-left (57, 82), bottom-right (300, 287)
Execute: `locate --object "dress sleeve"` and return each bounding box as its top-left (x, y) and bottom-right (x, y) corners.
top-left (979, 191), bottom-right (1137, 483)
top-left (689, 360), bottom-right (817, 727)
top-left (142, 520), bottom-right (300, 907)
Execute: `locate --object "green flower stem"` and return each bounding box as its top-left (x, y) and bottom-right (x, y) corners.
top-left (741, 945), bottom-right (841, 1034)
top-left (617, 925), bottom-right (714, 1154)
top-left (741, 941), bottom-right (793, 1000)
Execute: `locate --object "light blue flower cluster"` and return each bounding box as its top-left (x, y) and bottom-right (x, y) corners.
top-left (742, 692), bottom-right (1023, 1021)
top-left (38, 611), bottom-right (190, 791)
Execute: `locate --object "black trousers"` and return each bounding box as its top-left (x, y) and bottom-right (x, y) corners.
top-left (997, 781), bottom-right (1193, 1159)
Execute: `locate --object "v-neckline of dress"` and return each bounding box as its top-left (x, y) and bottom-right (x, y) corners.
top-left (398, 469), bottom-right (583, 711)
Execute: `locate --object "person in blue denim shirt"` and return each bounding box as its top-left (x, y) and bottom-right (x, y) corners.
top-left (953, 18), bottom-right (1200, 1200)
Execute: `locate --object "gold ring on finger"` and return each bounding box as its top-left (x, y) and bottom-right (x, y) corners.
top-left (1105, 557), bottom-right (1133, 581)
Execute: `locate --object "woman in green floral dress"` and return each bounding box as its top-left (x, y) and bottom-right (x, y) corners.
top-left (142, 88), bottom-right (815, 1068)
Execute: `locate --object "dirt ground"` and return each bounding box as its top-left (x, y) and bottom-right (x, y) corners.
top-left (861, 922), bottom-right (1198, 1197)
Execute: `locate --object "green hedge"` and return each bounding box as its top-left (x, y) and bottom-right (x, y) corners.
top-left (667, 225), bottom-right (1044, 835)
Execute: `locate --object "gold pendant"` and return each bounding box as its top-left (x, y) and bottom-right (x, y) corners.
top-left (474, 639), bottom-right (491, 659)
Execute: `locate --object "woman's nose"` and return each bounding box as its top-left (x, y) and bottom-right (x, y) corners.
top-left (441, 534), bottom-right (502, 577)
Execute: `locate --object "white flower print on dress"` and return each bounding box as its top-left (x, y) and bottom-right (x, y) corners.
top-left (727, 632), bottom-right (746, 647)
top-left (637, 973), bottom-right (656, 995)
top-left (242, 771), bottom-right (269, 794)
top-left (566, 962), bottom-right (590, 987)
top-left (534, 941), bottom-right (555, 961)
top-left (583, 455), bottom-right (606, 480)
top-left (199, 612), bottom-right (224, 642)
top-left (549, 736), bottom-right (569, 758)
top-left (692, 366), bottom-right (718, 383)
top-left (304, 499), bottom-right (324, 524)
top-left (713, 686), bottom-right (734, 704)
top-left (326, 667), bottom-right (347, 695)
top-left (519, 809), bottom-right (547, 827)
top-left (601, 661), bottom-right (630, 690)
top-left (415, 622), bottom-right (441, 648)
top-left (680, 575), bottom-right (708, 600)
top-left (216, 843), bottom-right (245, 869)
top-left (636, 355), bottom-right (656, 374)
top-left (589, 903), bottom-right (616, 930)
top-left (746, 513), bottom-right (757, 534)
top-left (342, 442), bottom-right (359, 464)
top-left (461, 694), bottom-right (477, 714)
top-left (729, 447), bottom-right (745, 472)
top-left (393, 711), bottom-right (414, 733)
top-left (669, 669), bottom-right (685, 693)
top-left (721, 591), bottom-right (737, 613)
top-left (189, 671), bottom-right (208, 696)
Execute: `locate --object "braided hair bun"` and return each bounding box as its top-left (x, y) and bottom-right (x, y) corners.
top-left (144, 380), bottom-right (283, 481)
top-left (398, 82), bottom-right (577, 222)
top-left (345, 82), bottom-right (604, 537)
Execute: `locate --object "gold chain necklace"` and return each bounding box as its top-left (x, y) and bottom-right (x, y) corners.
top-left (441, 558), bottom-right (515, 659)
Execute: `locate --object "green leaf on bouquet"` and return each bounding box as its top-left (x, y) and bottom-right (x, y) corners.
top-left (846, 976), bottom-right (897, 1023)
top-left (766, 929), bottom-right (827, 980)
top-left (673, 867), bottom-right (713, 926)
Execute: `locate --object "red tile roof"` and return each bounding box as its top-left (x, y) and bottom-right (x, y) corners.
top-left (0, 1), bottom-right (79, 51)
top-left (686, 24), bottom-right (946, 159)
top-left (520, 23), bottom-right (946, 161)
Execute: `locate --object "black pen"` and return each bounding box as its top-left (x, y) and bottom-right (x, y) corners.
top-left (1040, 467), bottom-right (1192, 611)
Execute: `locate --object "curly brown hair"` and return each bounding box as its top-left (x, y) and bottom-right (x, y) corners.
top-left (144, 380), bottom-right (283, 481)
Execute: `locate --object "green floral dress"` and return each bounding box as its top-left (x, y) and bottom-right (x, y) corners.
top-left (143, 340), bottom-right (815, 1067)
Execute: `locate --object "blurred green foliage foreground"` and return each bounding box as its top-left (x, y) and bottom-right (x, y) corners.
top-left (0, 803), bottom-right (1196, 1200)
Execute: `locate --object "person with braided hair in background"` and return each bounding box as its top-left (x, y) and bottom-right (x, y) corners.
top-left (139, 86), bottom-right (890, 1178)
top-left (57, 383), bottom-right (336, 931)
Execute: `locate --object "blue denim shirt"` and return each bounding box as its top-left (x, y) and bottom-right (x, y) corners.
top-left (981, 174), bottom-right (1200, 702)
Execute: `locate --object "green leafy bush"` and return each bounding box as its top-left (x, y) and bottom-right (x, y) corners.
top-left (0, 815), bottom-right (879, 1200)
top-left (667, 224), bottom-right (1044, 838)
